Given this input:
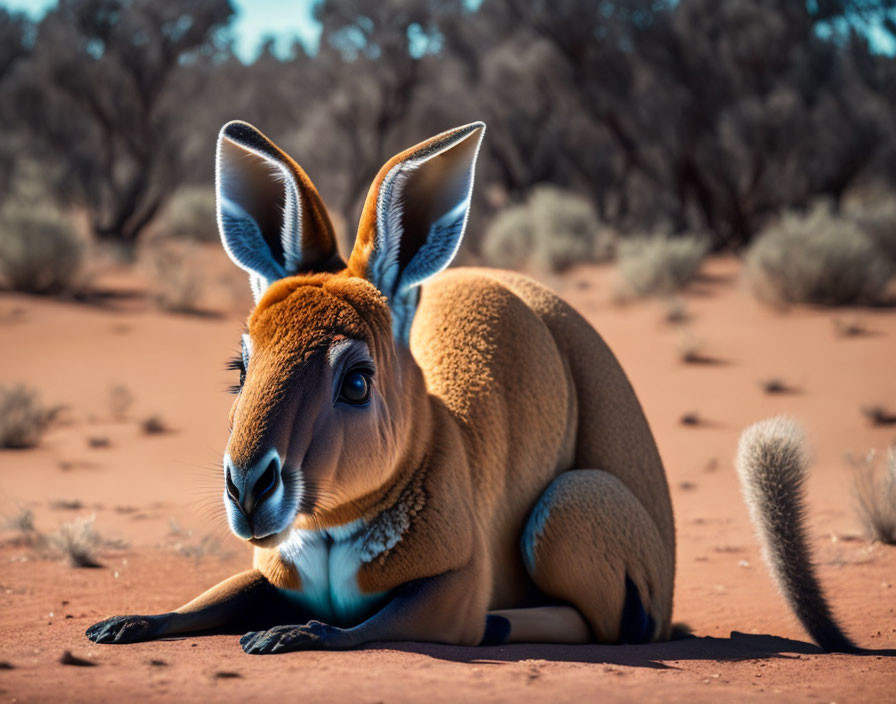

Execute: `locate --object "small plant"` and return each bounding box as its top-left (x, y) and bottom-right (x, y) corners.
top-left (50, 516), bottom-right (103, 568)
top-left (107, 384), bottom-right (134, 422)
top-left (4, 507), bottom-right (42, 547)
top-left (141, 414), bottom-right (168, 435)
top-left (174, 535), bottom-right (222, 563)
top-left (680, 412), bottom-right (701, 426)
top-left (0, 385), bottom-right (59, 449)
top-left (528, 185), bottom-right (614, 272)
top-left (861, 405), bottom-right (896, 426)
top-left (87, 436), bottom-right (111, 449)
top-left (847, 447), bottom-right (896, 544)
top-left (480, 204), bottom-right (532, 270)
top-left (832, 316), bottom-right (869, 338)
top-left (760, 378), bottom-right (797, 395)
top-left (159, 186), bottom-right (218, 242)
top-left (141, 241), bottom-right (206, 314)
top-left (677, 332), bottom-right (704, 364)
top-left (0, 202), bottom-right (87, 296)
top-left (848, 197), bottom-right (896, 264)
top-left (616, 233), bottom-right (709, 299)
top-left (480, 185), bottom-right (615, 272)
top-left (745, 201), bottom-right (893, 306)
top-left (663, 297), bottom-right (689, 324)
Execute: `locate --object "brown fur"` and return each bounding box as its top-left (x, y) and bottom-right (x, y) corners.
top-left (86, 122), bottom-right (675, 651)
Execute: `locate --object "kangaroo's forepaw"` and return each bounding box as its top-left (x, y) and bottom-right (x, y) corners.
top-left (86, 614), bottom-right (168, 644)
top-left (240, 621), bottom-right (339, 654)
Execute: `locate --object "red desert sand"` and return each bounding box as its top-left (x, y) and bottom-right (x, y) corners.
top-left (1, 253), bottom-right (894, 703)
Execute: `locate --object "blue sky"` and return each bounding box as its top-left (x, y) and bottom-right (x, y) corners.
top-left (3, 0), bottom-right (894, 60)
top-left (2, 0), bottom-right (322, 61)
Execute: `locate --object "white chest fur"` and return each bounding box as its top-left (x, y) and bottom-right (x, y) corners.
top-left (278, 518), bottom-right (403, 624)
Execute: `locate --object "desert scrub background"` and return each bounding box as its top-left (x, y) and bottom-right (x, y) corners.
top-left (615, 233), bottom-right (710, 299)
top-left (158, 185), bottom-right (219, 243)
top-left (0, 385), bottom-right (59, 449)
top-left (847, 196), bottom-right (896, 265)
top-left (849, 446), bottom-right (896, 545)
top-left (481, 185), bottom-right (615, 273)
top-left (140, 239), bottom-right (207, 314)
top-left (745, 201), bottom-right (894, 306)
top-left (0, 202), bottom-right (86, 296)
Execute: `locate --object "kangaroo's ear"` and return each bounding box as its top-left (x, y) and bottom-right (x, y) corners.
top-left (215, 121), bottom-right (342, 301)
top-left (348, 122), bottom-right (485, 341)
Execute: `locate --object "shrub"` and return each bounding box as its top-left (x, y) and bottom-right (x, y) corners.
top-left (141, 240), bottom-right (205, 314)
top-left (158, 186), bottom-right (219, 242)
top-left (481, 185), bottom-right (614, 272)
top-left (50, 515), bottom-right (103, 567)
top-left (0, 203), bottom-right (86, 295)
top-left (848, 447), bottom-right (896, 545)
top-left (0, 385), bottom-right (58, 449)
top-left (528, 185), bottom-right (614, 271)
top-left (745, 202), bottom-right (893, 306)
top-left (480, 204), bottom-right (532, 270)
top-left (616, 233), bottom-right (709, 298)
top-left (141, 414), bottom-right (168, 435)
top-left (107, 384), bottom-right (134, 422)
top-left (849, 198), bottom-right (896, 265)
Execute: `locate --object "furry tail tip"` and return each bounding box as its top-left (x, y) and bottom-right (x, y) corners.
top-left (735, 416), bottom-right (857, 653)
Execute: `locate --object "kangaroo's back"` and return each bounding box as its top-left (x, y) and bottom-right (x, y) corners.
top-left (413, 267), bottom-right (675, 608)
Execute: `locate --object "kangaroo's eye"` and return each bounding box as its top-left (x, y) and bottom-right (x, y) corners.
top-left (226, 334), bottom-right (252, 395)
top-left (339, 370), bottom-right (371, 405)
top-left (226, 356), bottom-right (246, 395)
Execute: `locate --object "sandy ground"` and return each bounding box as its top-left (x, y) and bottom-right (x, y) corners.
top-left (1, 252), bottom-right (894, 703)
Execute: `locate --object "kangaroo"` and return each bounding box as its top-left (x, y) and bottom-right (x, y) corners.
top-left (86, 122), bottom-right (857, 655)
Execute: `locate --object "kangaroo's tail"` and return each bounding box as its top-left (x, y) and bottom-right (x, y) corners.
top-left (735, 416), bottom-right (857, 653)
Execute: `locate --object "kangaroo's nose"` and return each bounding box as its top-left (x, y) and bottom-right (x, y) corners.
top-left (225, 450), bottom-right (282, 517)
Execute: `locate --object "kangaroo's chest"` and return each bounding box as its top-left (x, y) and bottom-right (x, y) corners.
top-left (277, 521), bottom-right (393, 625)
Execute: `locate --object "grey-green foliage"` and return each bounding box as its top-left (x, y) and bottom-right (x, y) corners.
top-left (0, 203), bottom-right (85, 295)
top-left (160, 186), bottom-right (219, 242)
top-left (849, 199), bottom-right (896, 265)
top-left (745, 201), bottom-right (893, 306)
top-left (616, 233), bottom-right (710, 298)
top-left (849, 447), bottom-right (896, 545)
top-left (481, 185), bottom-right (614, 272)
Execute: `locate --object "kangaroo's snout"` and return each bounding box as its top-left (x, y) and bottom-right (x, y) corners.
top-left (226, 451), bottom-right (281, 516)
top-left (223, 448), bottom-right (295, 543)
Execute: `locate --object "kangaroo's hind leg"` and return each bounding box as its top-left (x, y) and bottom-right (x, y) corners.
top-left (519, 469), bottom-right (674, 644)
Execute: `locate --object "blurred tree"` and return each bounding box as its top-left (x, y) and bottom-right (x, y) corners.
top-left (11, 0), bottom-right (235, 244)
top-left (0, 9), bottom-right (33, 202)
top-left (2, 0), bottom-right (895, 252)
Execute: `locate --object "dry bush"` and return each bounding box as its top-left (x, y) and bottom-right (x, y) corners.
top-left (760, 377), bottom-right (798, 394)
top-left (663, 297), bottom-right (689, 324)
top-left (528, 185), bottom-right (614, 271)
top-left (832, 316), bottom-right (869, 338)
top-left (745, 202), bottom-right (894, 306)
top-left (861, 405), bottom-right (896, 426)
top-left (848, 198), bottom-right (896, 264)
top-left (159, 186), bottom-right (219, 242)
top-left (480, 204), bottom-right (532, 270)
top-left (4, 507), bottom-right (41, 547)
top-left (481, 186), bottom-right (614, 272)
top-left (50, 515), bottom-right (104, 568)
top-left (141, 414), bottom-right (168, 435)
top-left (0, 385), bottom-right (59, 449)
top-left (107, 384), bottom-right (134, 422)
top-left (0, 203), bottom-right (86, 296)
top-left (174, 535), bottom-right (222, 563)
top-left (141, 240), bottom-right (205, 314)
top-left (615, 233), bottom-right (709, 299)
top-left (847, 447), bottom-right (896, 544)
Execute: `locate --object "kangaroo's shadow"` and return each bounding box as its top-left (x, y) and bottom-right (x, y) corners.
top-left (375, 632), bottom-right (896, 669)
